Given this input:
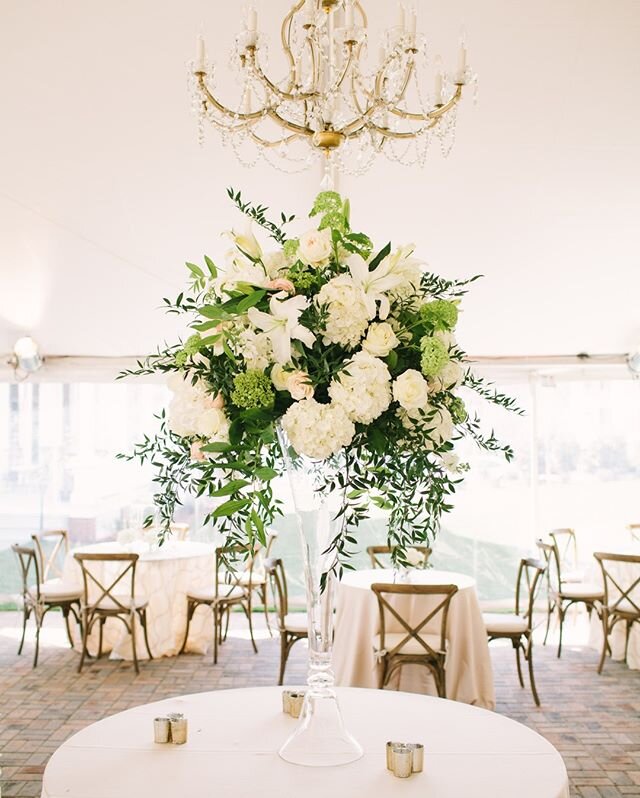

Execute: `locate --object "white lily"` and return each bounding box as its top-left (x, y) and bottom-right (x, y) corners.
top-left (247, 294), bottom-right (316, 364)
top-left (347, 252), bottom-right (407, 320)
top-left (225, 221), bottom-right (262, 260)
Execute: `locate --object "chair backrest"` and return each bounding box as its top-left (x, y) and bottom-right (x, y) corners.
top-left (12, 544), bottom-right (41, 600)
top-left (628, 524), bottom-right (640, 543)
top-left (370, 582), bottom-right (458, 658)
top-left (32, 530), bottom-right (69, 582)
top-left (74, 552), bottom-right (139, 613)
top-left (264, 557), bottom-right (288, 628)
top-left (265, 530), bottom-right (279, 558)
top-left (536, 538), bottom-right (561, 592)
top-left (514, 557), bottom-right (546, 631)
top-left (170, 523), bottom-right (189, 541)
top-left (593, 552), bottom-right (640, 617)
top-left (215, 545), bottom-right (253, 598)
top-left (367, 545), bottom-right (432, 569)
top-left (549, 528), bottom-right (578, 571)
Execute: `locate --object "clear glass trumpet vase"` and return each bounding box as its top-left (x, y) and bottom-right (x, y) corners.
top-left (277, 427), bottom-right (363, 767)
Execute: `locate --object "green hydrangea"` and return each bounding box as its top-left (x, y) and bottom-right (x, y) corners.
top-left (310, 191), bottom-right (342, 216)
top-left (448, 396), bottom-right (468, 424)
top-left (231, 370), bottom-right (275, 409)
top-left (285, 261), bottom-right (321, 293)
top-left (309, 191), bottom-right (349, 234)
top-left (420, 336), bottom-right (450, 377)
top-left (283, 239), bottom-right (299, 261)
top-left (419, 300), bottom-right (459, 331)
top-left (175, 333), bottom-right (202, 366)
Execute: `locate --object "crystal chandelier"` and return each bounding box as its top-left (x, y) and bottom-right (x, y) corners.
top-left (189, 0), bottom-right (475, 177)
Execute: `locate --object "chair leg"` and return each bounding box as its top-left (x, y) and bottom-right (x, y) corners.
top-left (515, 641), bottom-right (525, 688)
top-left (63, 606), bottom-right (75, 648)
top-left (130, 613), bottom-right (140, 675)
top-left (17, 606), bottom-right (29, 656)
top-left (526, 640), bottom-right (541, 706)
top-left (78, 610), bottom-right (90, 673)
top-left (246, 596), bottom-right (258, 655)
top-left (98, 617), bottom-right (105, 659)
top-left (624, 620), bottom-right (632, 664)
top-left (557, 604), bottom-right (565, 658)
top-left (140, 609), bottom-right (153, 660)
top-left (262, 585), bottom-right (273, 638)
top-left (213, 605), bottom-right (219, 665)
top-left (180, 601), bottom-right (196, 654)
top-left (278, 633), bottom-right (288, 686)
top-left (597, 613), bottom-right (609, 674)
top-left (542, 599), bottom-right (552, 646)
top-left (33, 616), bottom-right (41, 668)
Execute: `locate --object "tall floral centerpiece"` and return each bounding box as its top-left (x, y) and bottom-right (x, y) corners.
top-left (122, 189), bottom-right (518, 766)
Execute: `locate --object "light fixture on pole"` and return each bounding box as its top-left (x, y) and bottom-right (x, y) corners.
top-left (189, 1), bottom-right (474, 178)
top-left (9, 336), bottom-right (43, 379)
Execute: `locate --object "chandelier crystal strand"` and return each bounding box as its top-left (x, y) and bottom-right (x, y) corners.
top-left (189, 0), bottom-right (475, 175)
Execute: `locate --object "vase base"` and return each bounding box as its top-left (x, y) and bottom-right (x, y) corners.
top-left (278, 692), bottom-right (364, 767)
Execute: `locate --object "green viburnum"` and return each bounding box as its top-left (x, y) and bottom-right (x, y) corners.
top-left (420, 336), bottom-right (450, 377)
top-left (231, 370), bottom-right (275, 409)
top-left (310, 191), bottom-right (349, 234)
top-left (175, 333), bottom-right (202, 366)
top-left (448, 396), bottom-right (468, 424)
top-left (285, 261), bottom-right (322, 293)
top-left (420, 299), bottom-right (459, 331)
top-left (283, 239), bottom-right (299, 261)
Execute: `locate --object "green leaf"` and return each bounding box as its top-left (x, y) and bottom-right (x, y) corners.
top-left (210, 479), bottom-right (250, 497)
top-left (228, 418), bottom-right (243, 445)
top-left (200, 441), bottom-right (232, 453)
top-left (204, 255), bottom-right (218, 278)
top-left (254, 466), bottom-right (278, 481)
top-left (186, 261), bottom-right (205, 280)
top-left (212, 498), bottom-right (251, 518)
top-left (237, 289), bottom-right (267, 314)
top-left (368, 242), bottom-right (391, 272)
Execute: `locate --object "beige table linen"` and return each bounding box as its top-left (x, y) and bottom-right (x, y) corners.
top-left (333, 568), bottom-right (495, 709)
top-left (62, 541), bottom-right (216, 660)
top-left (587, 545), bottom-right (640, 670)
top-left (41, 686), bottom-right (569, 798)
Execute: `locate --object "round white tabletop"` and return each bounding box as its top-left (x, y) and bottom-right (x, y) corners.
top-left (41, 687), bottom-right (569, 798)
top-left (334, 569), bottom-right (495, 708)
top-left (62, 541), bottom-right (217, 659)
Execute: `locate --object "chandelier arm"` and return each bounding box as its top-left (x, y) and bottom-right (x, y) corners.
top-left (281, 0), bottom-right (306, 92)
top-left (249, 131), bottom-right (302, 148)
top-left (249, 48), bottom-right (318, 102)
top-left (197, 74), bottom-right (265, 121)
top-left (332, 42), bottom-right (357, 92)
top-left (358, 120), bottom-right (437, 140)
top-left (266, 107), bottom-right (315, 138)
top-left (355, 1), bottom-right (368, 26)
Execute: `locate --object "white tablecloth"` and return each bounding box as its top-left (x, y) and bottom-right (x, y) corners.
top-left (587, 545), bottom-right (640, 670)
top-left (333, 569), bottom-right (495, 709)
top-left (40, 687), bottom-right (569, 798)
top-left (62, 541), bottom-right (216, 659)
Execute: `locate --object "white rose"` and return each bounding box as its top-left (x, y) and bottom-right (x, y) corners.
top-left (406, 547), bottom-right (426, 567)
top-left (441, 452), bottom-right (460, 473)
top-left (362, 322), bottom-right (400, 357)
top-left (195, 408), bottom-right (230, 441)
top-left (393, 370), bottom-right (430, 412)
top-left (271, 363), bottom-right (289, 391)
top-left (286, 370), bottom-right (314, 401)
top-left (298, 228), bottom-right (333, 266)
top-left (429, 361), bottom-right (464, 393)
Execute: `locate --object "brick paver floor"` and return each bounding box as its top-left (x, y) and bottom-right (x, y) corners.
top-left (0, 611), bottom-right (639, 797)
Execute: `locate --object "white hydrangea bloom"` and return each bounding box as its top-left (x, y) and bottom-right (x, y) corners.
top-left (237, 327), bottom-right (272, 370)
top-left (281, 399), bottom-right (355, 459)
top-left (428, 361), bottom-right (464, 393)
top-left (317, 274), bottom-right (370, 348)
top-left (167, 374), bottom-right (230, 443)
top-left (328, 351), bottom-right (392, 425)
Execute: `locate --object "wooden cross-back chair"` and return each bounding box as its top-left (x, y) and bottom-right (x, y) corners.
top-left (74, 552), bottom-right (153, 674)
top-left (628, 524), bottom-right (640, 543)
top-left (483, 557), bottom-right (546, 706)
top-left (593, 552), bottom-right (640, 674)
top-left (238, 530), bottom-right (279, 637)
top-left (31, 529), bottom-right (70, 582)
top-left (181, 544), bottom-right (258, 664)
top-left (549, 528), bottom-right (583, 582)
top-left (367, 545), bottom-right (432, 570)
top-left (12, 543), bottom-right (82, 668)
top-left (536, 538), bottom-right (603, 657)
top-left (264, 557), bottom-right (308, 684)
top-left (370, 582), bottom-right (458, 697)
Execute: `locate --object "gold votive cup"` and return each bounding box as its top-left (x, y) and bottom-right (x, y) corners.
top-left (170, 717), bottom-right (188, 745)
top-left (386, 741), bottom-right (404, 770)
top-left (408, 743), bottom-right (424, 773)
top-left (282, 690), bottom-right (305, 719)
top-left (153, 717), bottom-right (171, 744)
top-left (392, 745), bottom-right (413, 778)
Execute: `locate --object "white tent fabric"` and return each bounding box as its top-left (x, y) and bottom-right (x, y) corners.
top-left (1, 0), bottom-right (639, 363)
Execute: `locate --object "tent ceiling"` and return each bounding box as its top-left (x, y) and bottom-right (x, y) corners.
top-left (1, 0), bottom-right (639, 360)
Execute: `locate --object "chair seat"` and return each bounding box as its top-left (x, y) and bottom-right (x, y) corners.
top-left (283, 612), bottom-right (308, 634)
top-left (188, 585), bottom-right (245, 603)
top-left (558, 582), bottom-right (604, 600)
top-left (561, 568), bottom-right (586, 584)
top-left (372, 632), bottom-right (444, 657)
top-left (29, 579), bottom-right (82, 602)
top-left (482, 612), bottom-right (528, 635)
top-left (93, 595), bottom-right (149, 611)
top-left (606, 599), bottom-right (640, 617)
top-left (238, 569), bottom-right (266, 587)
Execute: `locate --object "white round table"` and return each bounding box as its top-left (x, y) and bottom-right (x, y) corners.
top-left (62, 541), bottom-right (217, 660)
top-left (40, 687), bottom-right (569, 798)
top-left (333, 569), bottom-right (495, 709)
